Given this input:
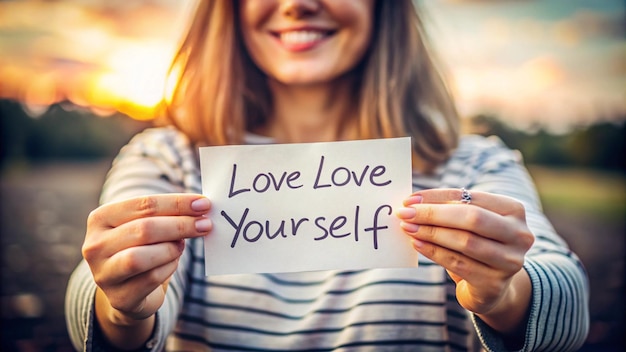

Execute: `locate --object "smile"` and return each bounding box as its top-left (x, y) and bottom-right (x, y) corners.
top-left (281, 30), bottom-right (324, 44)
top-left (274, 29), bottom-right (334, 51)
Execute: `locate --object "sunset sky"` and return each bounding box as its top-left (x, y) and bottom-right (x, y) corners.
top-left (0, 0), bottom-right (624, 131)
top-left (423, 0), bottom-right (625, 131)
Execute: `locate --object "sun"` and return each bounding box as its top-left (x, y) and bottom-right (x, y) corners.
top-left (84, 40), bottom-right (179, 120)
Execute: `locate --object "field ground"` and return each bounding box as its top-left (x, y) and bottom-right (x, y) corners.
top-left (528, 165), bottom-right (626, 221)
top-left (1, 161), bottom-right (624, 351)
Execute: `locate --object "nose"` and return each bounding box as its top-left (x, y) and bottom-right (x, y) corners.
top-left (280, 0), bottom-right (321, 19)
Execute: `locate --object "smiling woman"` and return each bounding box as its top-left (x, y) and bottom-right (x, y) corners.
top-left (64, 1), bottom-right (589, 351)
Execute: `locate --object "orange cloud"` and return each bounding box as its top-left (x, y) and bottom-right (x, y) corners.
top-left (0, 1), bottom-right (192, 119)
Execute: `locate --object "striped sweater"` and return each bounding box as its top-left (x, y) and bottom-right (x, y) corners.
top-left (65, 127), bottom-right (589, 351)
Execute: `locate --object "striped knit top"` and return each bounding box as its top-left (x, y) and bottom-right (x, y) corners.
top-left (65, 127), bottom-right (589, 351)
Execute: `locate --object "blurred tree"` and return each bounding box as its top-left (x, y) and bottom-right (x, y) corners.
top-left (0, 99), bottom-right (149, 169)
top-left (468, 114), bottom-right (625, 172)
top-left (520, 129), bottom-right (571, 167)
top-left (468, 114), bottom-right (519, 147)
top-left (0, 100), bottom-right (34, 165)
top-left (567, 121), bottom-right (626, 171)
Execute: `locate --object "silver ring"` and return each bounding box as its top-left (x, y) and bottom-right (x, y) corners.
top-left (460, 188), bottom-right (472, 204)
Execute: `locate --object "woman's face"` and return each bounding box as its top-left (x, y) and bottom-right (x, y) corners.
top-left (239, 0), bottom-right (375, 86)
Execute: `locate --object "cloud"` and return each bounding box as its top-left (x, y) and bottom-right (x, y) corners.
top-left (554, 9), bottom-right (625, 43)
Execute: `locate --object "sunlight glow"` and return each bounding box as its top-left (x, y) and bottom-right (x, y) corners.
top-left (0, 1), bottom-right (191, 120)
top-left (93, 41), bottom-right (175, 119)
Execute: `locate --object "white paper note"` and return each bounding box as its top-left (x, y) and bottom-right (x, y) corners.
top-left (199, 137), bottom-right (417, 275)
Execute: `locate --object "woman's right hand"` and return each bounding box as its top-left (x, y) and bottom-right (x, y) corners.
top-left (82, 194), bottom-right (211, 326)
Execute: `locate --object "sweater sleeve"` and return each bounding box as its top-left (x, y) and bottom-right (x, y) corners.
top-left (64, 127), bottom-right (198, 351)
top-left (461, 136), bottom-right (590, 351)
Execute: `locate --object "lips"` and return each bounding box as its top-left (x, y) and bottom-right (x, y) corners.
top-left (273, 29), bottom-right (334, 52)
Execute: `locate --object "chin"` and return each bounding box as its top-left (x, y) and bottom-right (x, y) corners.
top-left (280, 78), bottom-right (327, 86)
top-left (273, 72), bottom-right (336, 86)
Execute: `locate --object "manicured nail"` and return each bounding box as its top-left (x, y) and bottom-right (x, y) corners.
top-left (400, 221), bottom-right (420, 233)
top-left (412, 239), bottom-right (425, 249)
top-left (396, 207), bottom-right (417, 219)
top-left (195, 218), bottom-right (212, 232)
top-left (191, 198), bottom-right (211, 212)
top-left (403, 195), bottom-right (423, 206)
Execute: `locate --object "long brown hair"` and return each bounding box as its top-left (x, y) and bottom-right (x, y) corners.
top-left (163, 0), bottom-right (459, 173)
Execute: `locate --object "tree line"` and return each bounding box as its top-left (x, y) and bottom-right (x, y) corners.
top-left (468, 115), bottom-right (625, 172)
top-left (0, 99), bottom-right (148, 169)
top-left (1, 99), bottom-right (624, 172)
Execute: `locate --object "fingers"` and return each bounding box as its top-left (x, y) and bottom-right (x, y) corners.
top-left (84, 194), bottom-right (212, 258)
top-left (405, 225), bottom-right (525, 272)
top-left (104, 259), bottom-right (180, 315)
top-left (119, 214), bottom-right (211, 244)
top-left (409, 237), bottom-right (501, 286)
top-left (96, 241), bottom-right (185, 285)
top-left (109, 215), bottom-right (211, 256)
top-left (398, 203), bottom-right (522, 243)
top-left (93, 241), bottom-right (182, 316)
top-left (89, 194), bottom-right (211, 229)
top-left (398, 188), bottom-right (533, 247)
top-left (406, 188), bottom-right (526, 218)
top-left (84, 214), bottom-right (210, 260)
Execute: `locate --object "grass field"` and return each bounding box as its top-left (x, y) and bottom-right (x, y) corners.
top-left (528, 165), bottom-right (626, 221)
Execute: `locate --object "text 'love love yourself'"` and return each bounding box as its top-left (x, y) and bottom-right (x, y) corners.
top-left (222, 155), bottom-right (393, 249)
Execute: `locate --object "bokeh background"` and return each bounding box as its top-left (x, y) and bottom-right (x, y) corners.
top-left (1, 0), bottom-right (624, 350)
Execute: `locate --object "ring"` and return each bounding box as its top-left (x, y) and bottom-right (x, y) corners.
top-left (460, 188), bottom-right (472, 204)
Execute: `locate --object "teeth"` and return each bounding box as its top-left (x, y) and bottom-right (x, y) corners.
top-left (280, 31), bottom-right (324, 45)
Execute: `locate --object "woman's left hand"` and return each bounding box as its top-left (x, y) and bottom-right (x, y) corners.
top-left (396, 188), bottom-right (535, 335)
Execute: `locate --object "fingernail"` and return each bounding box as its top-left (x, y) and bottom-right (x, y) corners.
top-left (195, 218), bottom-right (212, 232)
top-left (412, 239), bottom-right (425, 249)
top-left (404, 195), bottom-right (423, 206)
top-left (191, 198), bottom-right (211, 212)
top-left (396, 207), bottom-right (417, 219)
top-left (400, 221), bottom-right (420, 233)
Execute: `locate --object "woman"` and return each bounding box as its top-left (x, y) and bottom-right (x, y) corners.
top-left (66, 1), bottom-right (589, 351)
